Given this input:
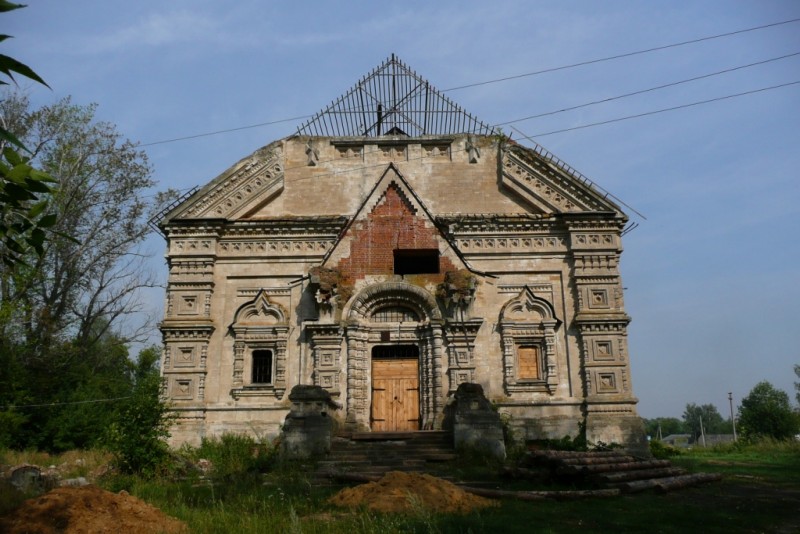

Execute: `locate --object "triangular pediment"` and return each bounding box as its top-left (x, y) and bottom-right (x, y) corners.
top-left (296, 54), bottom-right (495, 138)
top-left (500, 144), bottom-right (623, 215)
top-left (163, 141), bottom-right (285, 221)
top-left (321, 163), bottom-right (469, 271)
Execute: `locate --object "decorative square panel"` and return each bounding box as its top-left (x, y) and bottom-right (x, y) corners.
top-left (320, 350), bottom-right (337, 367)
top-left (179, 295), bottom-right (198, 314)
top-left (172, 378), bottom-right (194, 399)
top-left (596, 373), bottom-right (617, 393)
top-left (175, 346), bottom-right (195, 367)
top-left (589, 289), bottom-right (609, 308)
top-left (593, 340), bottom-right (614, 361)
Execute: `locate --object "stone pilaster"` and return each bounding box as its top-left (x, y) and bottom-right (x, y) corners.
top-left (567, 215), bottom-right (646, 453)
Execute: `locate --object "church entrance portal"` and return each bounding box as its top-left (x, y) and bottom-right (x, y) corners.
top-left (370, 345), bottom-right (420, 431)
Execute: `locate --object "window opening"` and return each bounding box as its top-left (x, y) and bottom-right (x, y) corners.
top-left (372, 345), bottom-right (420, 359)
top-left (252, 349), bottom-right (273, 384)
top-left (372, 305), bottom-right (420, 322)
top-left (393, 249), bottom-right (439, 275)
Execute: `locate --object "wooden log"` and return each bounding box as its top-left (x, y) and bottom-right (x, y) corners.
top-left (560, 455), bottom-right (636, 466)
top-left (461, 486), bottom-right (621, 501)
top-left (617, 473), bottom-right (722, 494)
top-left (599, 467), bottom-right (685, 483)
top-left (529, 450), bottom-right (628, 459)
top-left (558, 459), bottom-right (672, 475)
top-left (654, 473), bottom-right (723, 493)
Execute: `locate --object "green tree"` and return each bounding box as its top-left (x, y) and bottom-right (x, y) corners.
top-left (794, 364), bottom-right (799, 407)
top-left (0, 1), bottom-right (60, 270)
top-left (738, 381), bottom-right (800, 440)
top-left (643, 417), bottom-right (686, 439)
top-left (105, 346), bottom-right (172, 476)
top-left (682, 403), bottom-right (726, 442)
top-left (0, 92), bottom-right (177, 451)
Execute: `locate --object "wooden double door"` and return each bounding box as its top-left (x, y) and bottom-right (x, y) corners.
top-left (371, 345), bottom-right (420, 432)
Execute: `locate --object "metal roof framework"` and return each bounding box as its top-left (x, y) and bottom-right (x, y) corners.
top-left (296, 54), bottom-right (496, 137)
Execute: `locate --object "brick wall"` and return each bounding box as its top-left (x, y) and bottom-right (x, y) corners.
top-left (336, 183), bottom-right (456, 284)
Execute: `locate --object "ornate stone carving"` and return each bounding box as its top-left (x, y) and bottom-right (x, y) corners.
top-left (218, 239), bottom-right (332, 257)
top-left (229, 290), bottom-right (289, 400)
top-left (443, 319), bottom-right (483, 392)
top-left (466, 135), bottom-right (480, 164)
top-left (180, 145), bottom-right (284, 219)
top-left (499, 287), bottom-right (560, 394)
top-left (457, 235), bottom-right (566, 253)
top-left (500, 149), bottom-right (614, 213)
top-left (306, 323), bottom-right (343, 395)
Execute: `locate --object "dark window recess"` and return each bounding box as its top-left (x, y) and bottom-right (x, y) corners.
top-left (393, 249), bottom-right (439, 275)
top-left (252, 350), bottom-right (273, 384)
top-left (372, 345), bottom-right (420, 359)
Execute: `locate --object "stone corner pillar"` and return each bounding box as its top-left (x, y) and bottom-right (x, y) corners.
top-left (280, 385), bottom-right (342, 460)
top-left (584, 401), bottom-right (650, 457)
top-left (446, 383), bottom-right (506, 461)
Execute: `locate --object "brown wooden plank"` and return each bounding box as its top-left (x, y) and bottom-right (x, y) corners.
top-left (372, 357), bottom-right (419, 432)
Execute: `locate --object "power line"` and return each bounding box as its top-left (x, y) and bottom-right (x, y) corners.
top-left (138, 115), bottom-right (312, 148)
top-left (1, 396), bottom-right (133, 410)
top-left (444, 17), bottom-right (800, 91)
top-left (522, 80), bottom-right (800, 138)
top-left (136, 17), bottom-right (800, 148)
top-left (495, 51), bottom-right (800, 126)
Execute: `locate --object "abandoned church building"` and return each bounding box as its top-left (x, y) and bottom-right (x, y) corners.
top-left (156, 56), bottom-right (646, 452)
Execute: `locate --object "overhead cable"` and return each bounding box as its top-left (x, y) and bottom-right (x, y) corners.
top-left (523, 80), bottom-right (800, 138)
top-left (444, 17), bottom-right (800, 91)
top-left (495, 51), bottom-right (800, 126)
top-left (137, 17), bottom-right (800, 148)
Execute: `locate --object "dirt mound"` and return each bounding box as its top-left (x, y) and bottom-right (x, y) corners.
top-left (0, 485), bottom-right (187, 534)
top-left (328, 471), bottom-right (497, 514)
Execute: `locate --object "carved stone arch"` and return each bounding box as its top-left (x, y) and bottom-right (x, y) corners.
top-left (341, 281), bottom-right (445, 431)
top-left (232, 290), bottom-right (287, 325)
top-left (499, 286), bottom-right (559, 325)
top-left (229, 290), bottom-right (289, 400)
top-left (499, 286), bottom-right (560, 394)
top-left (343, 281), bottom-right (443, 323)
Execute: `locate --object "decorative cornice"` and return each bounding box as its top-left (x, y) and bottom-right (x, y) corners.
top-left (501, 150), bottom-right (613, 213)
top-left (457, 235), bottom-right (567, 254)
top-left (179, 145), bottom-right (284, 219)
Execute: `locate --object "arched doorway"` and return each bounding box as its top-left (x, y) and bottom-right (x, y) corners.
top-left (341, 282), bottom-right (445, 431)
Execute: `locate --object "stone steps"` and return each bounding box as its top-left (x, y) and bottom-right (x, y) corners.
top-left (315, 431), bottom-right (456, 480)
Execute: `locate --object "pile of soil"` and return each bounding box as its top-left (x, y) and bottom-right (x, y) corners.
top-left (328, 471), bottom-right (497, 514)
top-left (0, 485), bottom-right (187, 534)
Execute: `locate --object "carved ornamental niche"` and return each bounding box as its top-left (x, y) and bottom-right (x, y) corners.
top-left (499, 287), bottom-right (560, 394)
top-left (229, 290), bottom-right (289, 400)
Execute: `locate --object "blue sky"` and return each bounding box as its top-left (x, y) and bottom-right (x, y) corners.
top-left (5, 1), bottom-right (799, 419)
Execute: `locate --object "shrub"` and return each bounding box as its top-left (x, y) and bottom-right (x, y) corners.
top-left (104, 348), bottom-right (173, 477)
top-left (649, 439), bottom-right (682, 459)
top-left (190, 433), bottom-right (277, 481)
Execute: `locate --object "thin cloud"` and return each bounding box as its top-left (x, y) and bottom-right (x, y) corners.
top-left (80, 10), bottom-right (233, 53)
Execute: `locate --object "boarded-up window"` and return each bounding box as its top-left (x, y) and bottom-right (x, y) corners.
top-left (252, 350), bottom-right (273, 384)
top-left (517, 346), bottom-right (540, 380)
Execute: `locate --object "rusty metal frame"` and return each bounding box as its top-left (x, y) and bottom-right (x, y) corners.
top-left (296, 54), bottom-right (496, 137)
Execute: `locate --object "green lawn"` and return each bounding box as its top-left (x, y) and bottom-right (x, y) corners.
top-left (4, 441), bottom-right (799, 533)
top-left (115, 443), bottom-right (800, 533)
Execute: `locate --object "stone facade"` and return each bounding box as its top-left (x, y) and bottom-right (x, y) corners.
top-left (158, 58), bottom-right (646, 453)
